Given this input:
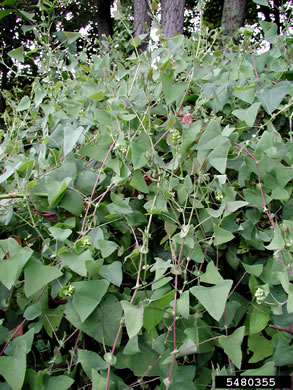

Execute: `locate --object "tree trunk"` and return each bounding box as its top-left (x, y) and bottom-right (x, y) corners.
top-left (161, 0), bottom-right (185, 38)
top-left (134, 0), bottom-right (151, 52)
top-left (221, 0), bottom-right (247, 36)
top-left (96, 0), bottom-right (113, 46)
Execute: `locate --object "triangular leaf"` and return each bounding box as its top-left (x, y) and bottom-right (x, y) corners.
top-left (78, 349), bottom-right (108, 378)
top-left (64, 125), bottom-right (83, 156)
top-left (72, 280), bottom-right (109, 322)
top-left (190, 280), bottom-right (233, 321)
top-left (8, 45), bottom-right (24, 63)
top-left (98, 261), bottom-right (122, 287)
top-left (257, 81), bottom-right (290, 115)
top-left (0, 339), bottom-right (26, 390)
top-left (232, 103), bottom-right (261, 127)
top-left (61, 250), bottom-right (92, 277)
top-left (45, 176), bottom-right (71, 206)
top-left (265, 224), bottom-right (285, 250)
top-left (214, 225), bottom-right (235, 246)
top-left (219, 326), bottom-right (245, 369)
top-left (24, 258), bottom-right (62, 297)
top-left (208, 139), bottom-right (231, 174)
top-left (121, 301), bottom-right (144, 338)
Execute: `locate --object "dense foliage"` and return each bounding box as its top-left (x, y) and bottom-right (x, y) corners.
top-left (0, 10), bottom-right (293, 390)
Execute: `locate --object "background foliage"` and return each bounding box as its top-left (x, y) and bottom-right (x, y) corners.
top-left (0, 1), bottom-right (293, 389)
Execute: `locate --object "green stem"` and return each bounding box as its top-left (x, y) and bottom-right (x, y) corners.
top-left (0, 192), bottom-right (48, 200)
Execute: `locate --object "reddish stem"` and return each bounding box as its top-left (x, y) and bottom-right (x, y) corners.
top-left (236, 144), bottom-right (275, 230)
top-left (69, 329), bottom-right (81, 371)
top-left (167, 239), bottom-right (185, 389)
top-left (269, 324), bottom-right (293, 335)
top-left (0, 319), bottom-right (26, 356)
top-left (128, 357), bottom-right (161, 387)
top-left (80, 143), bottom-right (114, 235)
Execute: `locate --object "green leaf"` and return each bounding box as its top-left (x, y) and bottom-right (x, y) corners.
top-left (116, 342), bottom-right (160, 376)
top-left (5, 329), bottom-right (34, 356)
top-left (131, 141), bottom-right (147, 169)
top-left (130, 170), bottom-right (149, 193)
top-left (0, 339), bottom-right (26, 390)
top-left (190, 280), bottom-right (233, 321)
top-left (287, 283), bottom-right (293, 313)
top-left (123, 335), bottom-right (141, 355)
top-left (65, 295), bottom-right (122, 346)
top-left (144, 290), bottom-right (175, 331)
top-left (232, 85), bottom-right (256, 104)
top-left (177, 338), bottom-right (197, 357)
top-left (64, 31), bottom-right (81, 44)
top-left (88, 91), bottom-right (105, 101)
top-left (72, 280), bottom-right (109, 322)
top-left (19, 10), bottom-right (35, 22)
top-left (0, 9), bottom-right (14, 19)
top-left (47, 376), bottom-right (74, 390)
top-left (60, 189), bottom-right (84, 216)
top-left (97, 239), bottom-right (118, 258)
top-left (45, 176), bottom-right (71, 206)
top-left (24, 301), bottom-right (42, 320)
top-left (242, 262), bottom-right (263, 276)
top-left (161, 72), bottom-right (187, 105)
top-left (8, 46), bottom-right (24, 63)
top-left (273, 337), bottom-right (293, 366)
top-left (241, 361), bottom-right (275, 376)
top-left (225, 201), bottom-right (249, 213)
top-left (257, 81), bottom-right (290, 115)
top-left (98, 261), bottom-right (122, 287)
top-left (208, 139), bottom-right (231, 174)
top-left (110, 192), bottom-right (132, 215)
top-left (252, 0), bottom-right (268, 6)
top-left (24, 258), bottom-right (62, 297)
top-left (0, 239), bottom-right (33, 290)
top-left (91, 369), bottom-right (108, 390)
top-left (121, 301), bottom-right (144, 338)
top-left (200, 262), bottom-right (223, 284)
top-left (197, 120), bottom-right (222, 151)
top-left (64, 125), bottom-right (83, 156)
top-left (248, 333), bottom-right (273, 363)
top-left (249, 306), bottom-right (270, 334)
top-left (16, 95), bottom-right (30, 111)
top-left (48, 227), bottom-right (72, 241)
top-left (42, 305), bottom-right (65, 337)
top-left (218, 326), bottom-right (245, 369)
top-left (232, 103), bottom-right (261, 127)
top-left (78, 349), bottom-right (108, 378)
top-left (265, 224), bottom-right (285, 250)
top-left (61, 250), bottom-right (92, 277)
top-left (176, 291), bottom-right (190, 319)
top-left (80, 135), bottom-right (112, 163)
top-left (214, 225), bottom-right (235, 246)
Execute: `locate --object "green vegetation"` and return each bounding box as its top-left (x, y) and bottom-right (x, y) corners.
top-left (0, 1), bottom-right (293, 389)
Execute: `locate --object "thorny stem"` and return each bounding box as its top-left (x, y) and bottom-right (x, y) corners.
top-left (105, 196), bottom-right (156, 390)
top-left (166, 274), bottom-right (178, 390)
top-left (128, 357), bottom-right (161, 387)
top-left (269, 324), bottom-right (293, 335)
top-left (235, 144), bottom-right (275, 229)
top-left (235, 144), bottom-right (293, 278)
top-left (250, 44), bottom-right (260, 81)
top-left (224, 310), bottom-right (233, 374)
top-left (0, 318), bottom-right (26, 356)
top-left (80, 143), bottom-right (114, 236)
top-left (167, 238), bottom-right (185, 389)
top-left (69, 329), bottom-right (81, 371)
